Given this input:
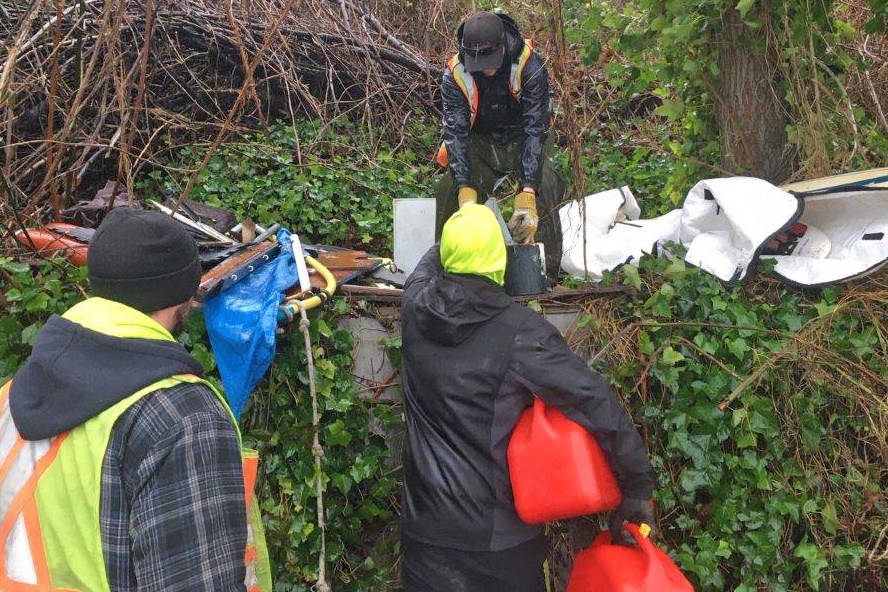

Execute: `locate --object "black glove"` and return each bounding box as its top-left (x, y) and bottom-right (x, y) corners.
top-left (609, 497), bottom-right (656, 546)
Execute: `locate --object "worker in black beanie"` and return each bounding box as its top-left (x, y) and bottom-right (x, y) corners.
top-left (88, 207), bottom-right (203, 318)
top-left (4, 206), bottom-right (272, 590)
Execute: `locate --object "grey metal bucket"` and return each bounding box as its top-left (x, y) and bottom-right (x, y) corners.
top-left (504, 243), bottom-right (548, 296)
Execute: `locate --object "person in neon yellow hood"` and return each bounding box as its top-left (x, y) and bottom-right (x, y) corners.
top-left (399, 205), bottom-right (657, 591)
top-left (439, 203), bottom-right (508, 286)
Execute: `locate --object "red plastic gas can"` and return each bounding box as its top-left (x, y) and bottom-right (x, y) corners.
top-left (566, 524), bottom-right (695, 592)
top-left (507, 398), bottom-right (621, 524)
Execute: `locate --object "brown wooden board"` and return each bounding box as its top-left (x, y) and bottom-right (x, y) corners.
top-left (337, 283), bottom-right (630, 305)
top-left (308, 249), bottom-right (379, 290)
top-left (197, 241), bottom-right (279, 301)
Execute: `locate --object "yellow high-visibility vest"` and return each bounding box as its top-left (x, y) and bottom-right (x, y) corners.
top-left (0, 298), bottom-right (271, 592)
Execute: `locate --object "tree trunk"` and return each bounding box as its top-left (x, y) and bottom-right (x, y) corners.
top-left (715, 9), bottom-right (794, 183)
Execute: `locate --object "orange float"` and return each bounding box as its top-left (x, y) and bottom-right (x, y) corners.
top-left (13, 223), bottom-right (90, 266)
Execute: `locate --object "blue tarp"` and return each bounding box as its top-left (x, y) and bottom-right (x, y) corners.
top-left (204, 229), bottom-right (299, 418)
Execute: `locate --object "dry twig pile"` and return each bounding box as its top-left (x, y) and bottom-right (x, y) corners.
top-left (0, 0), bottom-right (440, 220)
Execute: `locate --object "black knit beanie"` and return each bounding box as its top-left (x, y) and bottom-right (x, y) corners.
top-left (87, 207), bottom-right (202, 313)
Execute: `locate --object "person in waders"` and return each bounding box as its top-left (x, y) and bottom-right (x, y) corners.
top-left (0, 208), bottom-right (271, 591)
top-left (399, 204), bottom-right (657, 592)
top-left (434, 10), bottom-right (565, 280)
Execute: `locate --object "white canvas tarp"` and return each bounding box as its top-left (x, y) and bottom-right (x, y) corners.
top-left (559, 186), bottom-right (680, 281)
top-left (770, 189), bottom-right (888, 286)
top-left (559, 177), bottom-right (888, 287)
top-left (679, 177), bottom-right (801, 282)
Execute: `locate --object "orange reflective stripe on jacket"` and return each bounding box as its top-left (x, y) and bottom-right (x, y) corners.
top-left (447, 54), bottom-right (480, 128)
top-left (23, 498), bottom-right (52, 587)
top-left (0, 380), bottom-right (70, 590)
top-left (437, 39), bottom-right (535, 167)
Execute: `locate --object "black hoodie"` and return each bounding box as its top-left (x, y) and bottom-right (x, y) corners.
top-left (10, 314), bottom-right (203, 440)
top-left (6, 302), bottom-right (248, 591)
top-left (400, 248), bottom-right (656, 552)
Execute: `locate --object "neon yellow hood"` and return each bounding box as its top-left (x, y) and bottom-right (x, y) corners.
top-left (10, 297), bottom-right (203, 440)
top-left (440, 204), bottom-right (507, 286)
top-left (64, 297), bottom-right (176, 341)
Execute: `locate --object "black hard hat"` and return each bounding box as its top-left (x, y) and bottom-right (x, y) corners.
top-left (459, 12), bottom-right (505, 72)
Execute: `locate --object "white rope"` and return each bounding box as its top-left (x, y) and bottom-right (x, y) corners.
top-left (298, 302), bottom-right (332, 592)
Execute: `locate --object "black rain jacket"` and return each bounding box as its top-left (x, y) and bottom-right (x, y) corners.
top-left (400, 248), bottom-right (656, 552)
top-left (442, 15), bottom-right (550, 191)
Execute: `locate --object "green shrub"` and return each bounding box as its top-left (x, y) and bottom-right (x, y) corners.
top-left (138, 119), bottom-right (436, 252)
top-left (574, 254), bottom-right (888, 591)
top-left (0, 257), bottom-right (87, 382)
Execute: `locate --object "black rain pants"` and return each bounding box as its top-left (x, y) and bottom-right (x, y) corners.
top-left (401, 534), bottom-right (547, 592)
top-left (433, 134), bottom-right (565, 279)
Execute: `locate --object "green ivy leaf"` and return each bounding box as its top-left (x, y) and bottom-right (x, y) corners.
top-left (20, 323), bottom-right (40, 346)
top-left (315, 358), bottom-right (336, 379)
top-left (584, 39), bottom-right (602, 64)
top-left (663, 258), bottom-right (687, 279)
top-left (736, 432), bottom-right (757, 449)
top-left (327, 419), bottom-right (353, 446)
top-left (670, 431), bottom-right (711, 469)
top-left (622, 264), bottom-right (642, 290)
top-left (316, 319), bottom-right (333, 338)
top-left (654, 98), bottom-right (685, 120)
top-left (834, 543), bottom-right (864, 568)
top-left (727, 338), bottom-right (749, 360)
top-left (822, 501), bottom-right (840, 535)
top-left (814, 301), bottom-right (836, 317)
top-left (793, 539), bottom-right (828, 589)
top-left (679, 467), bottom-right (710, 492)
top-left (25, 293), bottom-right (49, 313)
top-left (3, 262), bottom-right (30, 275)
top-left (661, 346), bottom-right (685, 365)
top-left (331, 473), bottom-right (353, 495)
top-left (639, 331), bottom-right (656, 355)
top-left (736, 0), bottom-right (756, 18)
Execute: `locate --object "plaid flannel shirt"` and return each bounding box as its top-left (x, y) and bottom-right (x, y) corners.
top-left (100, 382), bottom-right (248, 591)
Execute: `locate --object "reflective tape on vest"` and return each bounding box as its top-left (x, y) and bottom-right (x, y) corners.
top-left (446, 39), bottom-right (534, 129)
top-left (0, 377), bottom-right (271, 592)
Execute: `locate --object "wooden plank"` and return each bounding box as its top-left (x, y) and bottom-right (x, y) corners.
top-left (340, 284), bottom-right (405, 302)
top-left (338, 283), bottom-right (630, 304)
top-left (197, 241), bottom-right (279, 301)
top-left (781, 167), bottom-right (888, 192)
top-left (516, 285), bottom-right (631, 303)
top-left (310, 249), bottom-right (379, 289)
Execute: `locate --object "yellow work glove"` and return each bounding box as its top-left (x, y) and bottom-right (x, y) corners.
top-left (508, 189), bottom-right (538, 244)
top-left (457, 186), bottom-right (478, 208)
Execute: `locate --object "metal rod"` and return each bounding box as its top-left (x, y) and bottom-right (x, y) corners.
top-left (149, 199), bottom-right (237, 243)
top-left (250, 222), bottom-right (281, 244)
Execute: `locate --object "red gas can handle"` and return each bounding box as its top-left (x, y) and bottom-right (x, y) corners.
top-left (624, 522), bottom-right (655, 550)
top-left (529, 397), bottom-right (548, 438)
